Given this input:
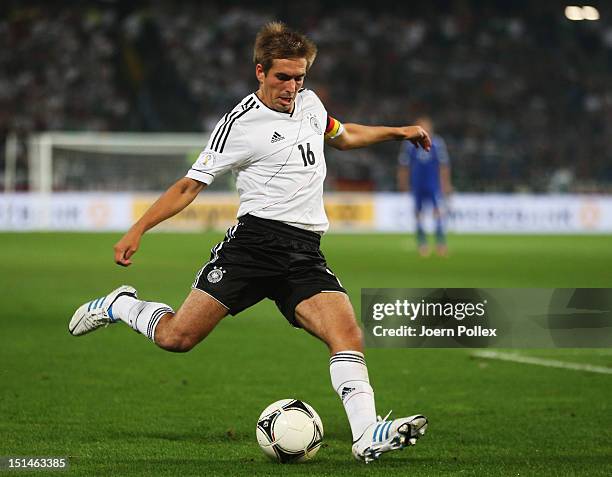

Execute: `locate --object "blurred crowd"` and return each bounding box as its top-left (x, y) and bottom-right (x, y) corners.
top-left (2, 0), bottom-right (612, 192)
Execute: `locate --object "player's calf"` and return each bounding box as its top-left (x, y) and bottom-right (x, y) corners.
top-left (153, 289), bottom-right (229, 352)
top-left (328, 321), bottom-right (363, 355)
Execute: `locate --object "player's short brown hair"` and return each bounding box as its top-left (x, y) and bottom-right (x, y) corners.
top-left (253, 22), bottom-right (317, 74)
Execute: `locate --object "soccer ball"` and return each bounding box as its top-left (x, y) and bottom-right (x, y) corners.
top-left (256, 399), bottom-right (324, 463)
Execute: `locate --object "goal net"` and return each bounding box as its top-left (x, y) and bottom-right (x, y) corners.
top-left (26, 132), bottom-right (228, 193)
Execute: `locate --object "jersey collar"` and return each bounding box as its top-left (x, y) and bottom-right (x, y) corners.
top-left (252, 92), bottom-right (300, 118)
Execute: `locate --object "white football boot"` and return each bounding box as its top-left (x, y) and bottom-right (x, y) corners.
top-left (68, 285), bottom-right (137, 336)
top-left (352, 413), bottom-right (428, 463)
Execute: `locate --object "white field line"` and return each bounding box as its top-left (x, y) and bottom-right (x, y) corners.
top-left (472, 350), bottom-right (612, 375)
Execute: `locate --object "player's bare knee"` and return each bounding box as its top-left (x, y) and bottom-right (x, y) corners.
top-left (172, 336), bottom-right (198, 353)
top-left (155, 329), bottom-right (198, 353)
top-left (153, 331), bottom-right (173, 351)
top-left (158, 335), bottom-right (196, 353)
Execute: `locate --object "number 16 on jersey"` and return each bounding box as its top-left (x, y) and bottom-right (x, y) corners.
top-left (298, 143), bottom-right (316, 167)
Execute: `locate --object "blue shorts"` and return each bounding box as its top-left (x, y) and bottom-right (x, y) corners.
top-left (413, 190), bottom-right (442, 213)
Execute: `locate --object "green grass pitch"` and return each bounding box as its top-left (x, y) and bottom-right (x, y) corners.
top-left (1, 232), bottom-right (611, 476)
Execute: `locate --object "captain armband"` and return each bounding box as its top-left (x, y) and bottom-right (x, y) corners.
top-left (324, 116), bottom-right (345, 140)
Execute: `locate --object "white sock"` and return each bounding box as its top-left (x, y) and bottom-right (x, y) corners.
top-left (110, 295), bottom-right (173, 341)
top-left (329, 350), bottom-right (377, 442)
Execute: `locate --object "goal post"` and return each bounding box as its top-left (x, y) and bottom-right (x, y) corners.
top-left (27, 132), bottom-right (215, 193)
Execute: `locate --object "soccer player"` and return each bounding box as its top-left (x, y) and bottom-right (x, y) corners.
top-left (69, 22), bottom-right (429, 463)
top-left (397, 116), bottom-right (452, 256)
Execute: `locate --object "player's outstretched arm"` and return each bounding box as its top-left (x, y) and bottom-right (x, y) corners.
top-left (114, 177), bottom-right (206, 267)
top-left (327, 123), bottom-right (431, 151)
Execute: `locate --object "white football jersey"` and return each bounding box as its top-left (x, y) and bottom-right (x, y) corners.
top-left (186, 89), bottom-right (336, 233)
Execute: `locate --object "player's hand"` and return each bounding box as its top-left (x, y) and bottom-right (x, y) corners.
top-left (113, 229), bottom-right (142, 267)
top-left (402, 126), bottom-right (431, 151)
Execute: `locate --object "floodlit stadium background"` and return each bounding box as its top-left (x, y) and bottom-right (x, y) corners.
top-left (2, 0), bottom-right (612, 233)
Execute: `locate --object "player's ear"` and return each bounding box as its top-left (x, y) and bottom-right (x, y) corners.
top-left (255, 64), bottom-right (265, 84)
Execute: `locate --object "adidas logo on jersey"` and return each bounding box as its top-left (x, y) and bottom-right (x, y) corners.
top-left (271, 131), bottom-right (285, 143)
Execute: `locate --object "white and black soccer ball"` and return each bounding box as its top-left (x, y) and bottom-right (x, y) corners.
top-left (256, 399), bottom-right (324, 463)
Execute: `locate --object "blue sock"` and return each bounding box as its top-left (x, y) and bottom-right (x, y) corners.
top-left (416, 221), bottom-right (426, 246)
top-left (435, 217), bottom-right (445, 245)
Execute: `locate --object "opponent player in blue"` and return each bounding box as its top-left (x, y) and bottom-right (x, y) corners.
top-left (397, 116), bottom-right (452, 256)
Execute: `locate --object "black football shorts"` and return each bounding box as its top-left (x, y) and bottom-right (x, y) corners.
top-left (192, 214), bottom-right (346, 326)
